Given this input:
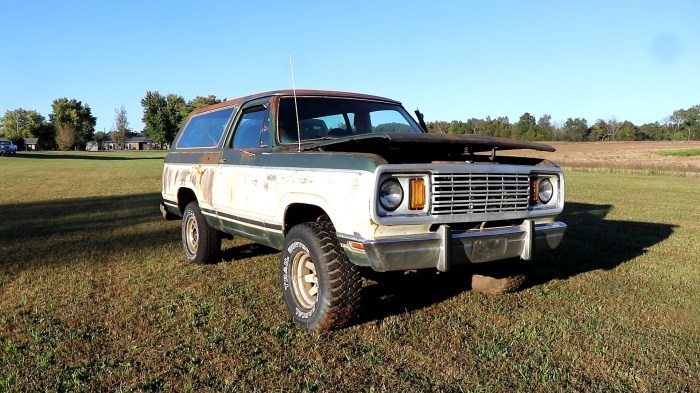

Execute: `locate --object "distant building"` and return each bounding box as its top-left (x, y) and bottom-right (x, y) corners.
top-left (86, 141), bottom-right (99, 151)
top-left (125, 136), bottom-right (152, 150)
top-left (101, 135), bottom-right (155, 150)
top-left (24, 138), bottom-right (41, 150)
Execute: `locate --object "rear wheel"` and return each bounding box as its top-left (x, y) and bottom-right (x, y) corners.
top-left (280, 223), bottom-right (361, 331)
top-left (470, 259), bottom-right (528, 294)
top-left (181, 201), bottom-right (221, 264)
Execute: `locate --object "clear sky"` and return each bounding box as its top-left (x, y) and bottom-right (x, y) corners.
top-left (1, 1), bottom-right (698, 132)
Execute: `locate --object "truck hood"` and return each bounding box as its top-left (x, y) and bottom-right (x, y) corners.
top-left (299, 132), bottom-right (553, 153)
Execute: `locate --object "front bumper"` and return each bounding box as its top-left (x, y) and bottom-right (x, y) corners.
top-left (347, 220), bottom-right (566, 272)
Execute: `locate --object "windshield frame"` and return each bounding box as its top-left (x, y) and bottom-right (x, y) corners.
top-left (276, 96), bottom-right (423, 145)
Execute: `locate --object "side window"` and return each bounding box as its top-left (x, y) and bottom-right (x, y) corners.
top-left (231, 107), bottom-right (269, 149)
top-left (368, 110), bottom-right (415, 133)
top-left (176, 107), bottom-right (234, 149)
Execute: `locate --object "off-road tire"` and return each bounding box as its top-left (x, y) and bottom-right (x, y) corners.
top-left (470, 259), bottom-right (528, 295)
top-left (280, 222), bottom-right (361, 331)
top-left (181, 201), bottom-right (221, 264)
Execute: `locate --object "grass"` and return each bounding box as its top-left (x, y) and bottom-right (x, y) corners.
top-left (661, 148), bottom-right (700, 157)
top-left (1, 149), bottom-right (699, 392)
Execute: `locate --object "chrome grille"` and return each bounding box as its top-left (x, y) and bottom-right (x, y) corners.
top-left (431, 173), bottom-right (530, 215)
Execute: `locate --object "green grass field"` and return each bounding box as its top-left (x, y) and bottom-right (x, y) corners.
top-left (1, 151), bottom-right (698, 392)
top-left (661, 148), bottom-right (700, 157)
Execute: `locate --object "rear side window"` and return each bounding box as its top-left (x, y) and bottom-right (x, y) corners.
top-left (176, 107), bottom-right (234, 148)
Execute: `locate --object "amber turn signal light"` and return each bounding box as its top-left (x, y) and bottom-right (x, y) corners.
top-left (409, 178), bottom-right (426, 210)
top-left (530, 177), bottom-right (539, 204)
top-left (349, 241), bottom-right (365, 250)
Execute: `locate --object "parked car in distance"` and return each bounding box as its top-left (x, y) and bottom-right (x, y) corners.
top-left (160, 90), bottom-right (566, 330)
top-left (0, 140), bottom-right (17, 156)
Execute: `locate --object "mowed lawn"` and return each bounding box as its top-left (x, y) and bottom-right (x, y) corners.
top-left (1, 149), bottom-right (698, 392)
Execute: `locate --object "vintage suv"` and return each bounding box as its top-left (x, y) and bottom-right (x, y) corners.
top-left (160, 90), bottom-right (566, 330)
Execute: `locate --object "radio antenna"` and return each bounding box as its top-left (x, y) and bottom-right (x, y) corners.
top-left (289, 54), bottom-right (301, 152)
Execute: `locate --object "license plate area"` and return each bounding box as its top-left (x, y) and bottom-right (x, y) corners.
top-left (471, 237), bottom-right (508, 262)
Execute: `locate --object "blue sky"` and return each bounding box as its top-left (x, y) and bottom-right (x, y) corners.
top-left (1, 1), bottom-right (698, 132)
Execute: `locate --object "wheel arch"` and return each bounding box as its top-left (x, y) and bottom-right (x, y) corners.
top-left (283, 203), bottom-right (334, 234)
top-left (177, 187), bottom-right (198, 214)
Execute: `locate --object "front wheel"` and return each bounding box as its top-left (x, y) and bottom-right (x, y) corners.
top-left (181, 201), bottom-right (221, 264)
top-left (280, 223), bottom-right (361, 331)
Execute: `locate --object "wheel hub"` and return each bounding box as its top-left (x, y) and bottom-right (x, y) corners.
top-left (291, 251), bottom-right (318, 309)
top-left (186, 216), bottom-right (199, 253)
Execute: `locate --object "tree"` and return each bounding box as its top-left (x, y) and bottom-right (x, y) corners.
top-left (638, 122), bottom-right (667, 141)
top-left (447, 120), bottom-right (468, 134)
top-left (536, 114), bottom-right (555, 140)
top-left (514, 112), bottom-right (537, 140)
top-left (670, 105), bottom-right (700, 140)
top-left (590, 119), bottom-right (608, 141)
top-left (49, 98), bottom-right (97, 148)
top-left (492, 116), bottom-right (511, 138)
top-left (141, 91), bottom-right (188, 145)
top-left (428, 121), bottom-right (449, 134)
top-left (94, 131), bottom-right (107, 149)
top-left (561, 118), bottom-right (589, 142)
top-left (166, 93), bottom-right (189, 132)
top-left (466, 118), bottom-right (480, 134)
top-left (111, 105), bottom-right (130, 150)
top-left (188, 95), bottom-right (224, 112)
top-left (605, 118), bottom-right (622, 141)
top-left (55, 124), bottom-right (76, 151)
top-left (0, 109), bottom-right (46, 141)
top-left (620, 121), bottom-right (638, 141)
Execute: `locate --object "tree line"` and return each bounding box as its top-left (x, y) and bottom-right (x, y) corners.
top-left (427, 105), bottom-right (700, 142)
top-left (0, 93), bottom-right (224, 150)
top-left (0, 99), bottom-right (97, 150)
top-left (1, 94), bottom-right (697, 150)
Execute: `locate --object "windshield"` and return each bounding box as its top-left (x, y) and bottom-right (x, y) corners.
top-left (277, 97), bottom-right (422, 144)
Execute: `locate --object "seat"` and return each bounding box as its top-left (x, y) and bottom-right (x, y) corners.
top-left (299, 119), bottom-right (328, 140)
top-left (327, 128), bottom-right (351, 138)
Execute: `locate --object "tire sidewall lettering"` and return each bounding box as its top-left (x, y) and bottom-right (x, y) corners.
top-left (281, 237), bottom-right (317, 322)
top-left (287, 240), bottom-right (308, 254)
top-left (295, 305), bottom-right (315, 320)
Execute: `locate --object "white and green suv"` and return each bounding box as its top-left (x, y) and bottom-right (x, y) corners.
top-left (160, 90), bottom-right (566, 330)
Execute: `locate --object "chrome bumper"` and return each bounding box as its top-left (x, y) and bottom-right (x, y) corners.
top-left (357, 220), bottom-right (566, 272)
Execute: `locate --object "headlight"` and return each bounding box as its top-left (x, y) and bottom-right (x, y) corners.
top-left (538, 178), bottom-right (553, 204)
top-left (379, 179), bottom-right (403, 211)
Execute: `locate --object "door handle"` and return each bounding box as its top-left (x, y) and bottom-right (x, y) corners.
top-left (219, 158), bottom-right (227, 163)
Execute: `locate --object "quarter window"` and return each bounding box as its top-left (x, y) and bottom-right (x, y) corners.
top-left (176, 107), bottom-right (234, 149)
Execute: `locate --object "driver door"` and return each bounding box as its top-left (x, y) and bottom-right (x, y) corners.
top-left (212, 100), bottom-right (274, 244)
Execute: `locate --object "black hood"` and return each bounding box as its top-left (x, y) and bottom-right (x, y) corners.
top-left (301, 132), bottom-right (555, 153)
top-left (295, 132), bottom-right (555, 165)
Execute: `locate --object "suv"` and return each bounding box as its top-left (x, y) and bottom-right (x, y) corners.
top-left (160, 90), bottom-right (566, 330)
top-left (0, 140), bottom-right (17, 156)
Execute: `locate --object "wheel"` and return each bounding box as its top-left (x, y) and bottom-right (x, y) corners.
top-left (280, 223), bottom-right (361, 331)
top-left (181, 201), bottom-right (221, 264)
top-left (470, 259), bottom-right (528, 295)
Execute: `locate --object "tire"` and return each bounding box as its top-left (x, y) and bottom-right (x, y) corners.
top-left (181, 201), bottom-right (221, 264)
top-left (470, 259), bottom-right (528, 295)
top-left (280, 223), bottom-right (361, 331)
